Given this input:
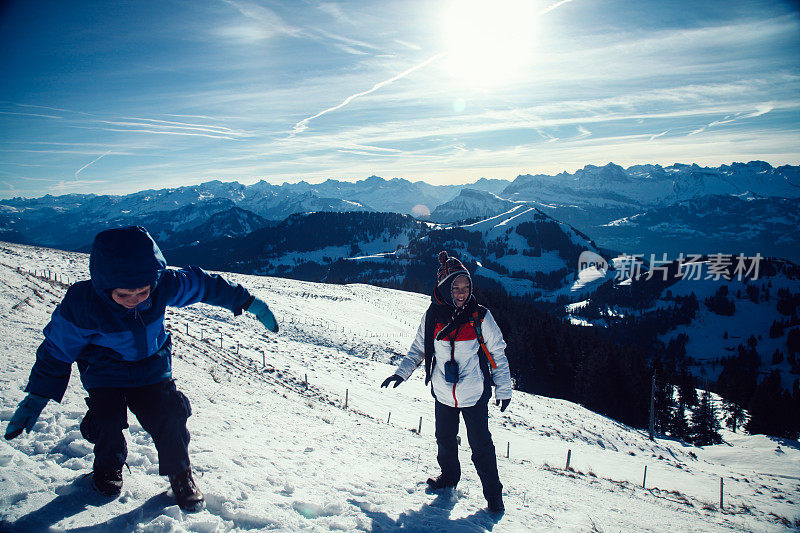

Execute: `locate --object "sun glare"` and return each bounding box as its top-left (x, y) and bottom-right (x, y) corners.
top-left (443, 0), bottom-right (539, 88)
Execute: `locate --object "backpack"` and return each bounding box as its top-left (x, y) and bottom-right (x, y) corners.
top-left (423, 304), bottom-right (498, 385)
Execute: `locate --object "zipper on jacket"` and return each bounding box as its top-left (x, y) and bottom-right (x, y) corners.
top-left (131, 306), bottom-right (149, 358)
top-left (449, 325), bottom-right (460, 408)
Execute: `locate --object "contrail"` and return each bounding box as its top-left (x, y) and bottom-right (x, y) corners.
top-left (540, 0), bottom-right (574, 15)
top-left (75, 150), bottom-right (111, 178)
top-left (292, 52), bottom-right (446, 135)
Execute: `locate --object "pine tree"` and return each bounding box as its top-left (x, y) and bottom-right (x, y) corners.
top-left (669, 369), bottom-right (697, 441)
top-left (787, 328), bottom-right (800, 355)
top-left (746, 370), bottom-right (798, 439)
top-left (792, 380), bottom-right (800, 437)
top-left (654, 378), bottom-right (676, 435)
top-left (669, 394), bottom-right (690, 441)
top-left (722, 398), bottom-right (745, 433)
top-left (691, 390), bottom-right (722, 445)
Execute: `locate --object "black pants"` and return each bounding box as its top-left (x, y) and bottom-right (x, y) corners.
top-left (434, 398), bottom-right (502, 500)
top-left (80, 380), bottom-right (192, 476)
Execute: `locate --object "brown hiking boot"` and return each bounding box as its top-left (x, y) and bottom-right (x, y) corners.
top-left (169, 468), bottom-right (204, 512)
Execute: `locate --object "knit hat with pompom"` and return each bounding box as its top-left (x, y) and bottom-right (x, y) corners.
top-left (436, 251), bottom-right (472, 307)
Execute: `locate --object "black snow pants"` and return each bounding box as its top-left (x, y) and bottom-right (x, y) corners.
top-left (434, 397), bottom-right (503, 501)
top-left (80, 379), bottom-right (192, 476)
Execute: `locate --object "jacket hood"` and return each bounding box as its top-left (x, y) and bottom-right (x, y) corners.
top-left (90, 226), bottom-right (166, 295)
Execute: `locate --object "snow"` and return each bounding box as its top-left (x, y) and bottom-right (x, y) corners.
top-left (570, 267), bottom-right (611, 292)
top-left (1, 242), bottom-right (799, 532)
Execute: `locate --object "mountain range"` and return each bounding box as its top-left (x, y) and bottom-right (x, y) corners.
top-left (3, 161), bottom-right (798, 262)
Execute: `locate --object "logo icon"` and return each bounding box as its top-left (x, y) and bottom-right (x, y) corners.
top-left (578, 250), bottom-right (608, 273)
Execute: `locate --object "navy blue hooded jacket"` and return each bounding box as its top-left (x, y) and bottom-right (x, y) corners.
top-left (25, 226), bottom-right (254, 402)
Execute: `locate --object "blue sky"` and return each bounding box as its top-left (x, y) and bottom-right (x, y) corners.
top-left (1, 0), bottom-right (798, 199)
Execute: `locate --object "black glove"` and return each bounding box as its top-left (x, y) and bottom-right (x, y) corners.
top-left (495, 399), bottom-right (510, 412)
top-left (381, 375), bottom-right (403, 388)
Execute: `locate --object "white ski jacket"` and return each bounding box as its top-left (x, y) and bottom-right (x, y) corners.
top-left (395, 308), bottom-right (512, 408)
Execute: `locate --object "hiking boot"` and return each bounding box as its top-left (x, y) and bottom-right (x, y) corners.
top-left (169, 468), bottom-right (204, 512)
top-left (92, 468), bottom-right (123, 496)
top-left (486, 493), bottom-right (505, 514)
top-left (426, 474), bottom-right (458, 491)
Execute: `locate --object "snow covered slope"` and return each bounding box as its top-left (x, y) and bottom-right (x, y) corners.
top-left (0, 242), bottom-right (798, 532)
top-left (429, 189), bottom-right (517, 224)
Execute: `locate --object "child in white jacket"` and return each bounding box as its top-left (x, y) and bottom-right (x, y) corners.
top-left (381, 251), bottom-right (512, 513)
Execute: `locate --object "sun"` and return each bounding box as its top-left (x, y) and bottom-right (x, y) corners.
top-left (442, 0), bottom-right (539, 88)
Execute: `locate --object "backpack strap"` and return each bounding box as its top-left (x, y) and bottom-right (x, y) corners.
top-left (423, 305), bottom-right (436, 385)
top-left (471, 308), bottom-right (497, 370)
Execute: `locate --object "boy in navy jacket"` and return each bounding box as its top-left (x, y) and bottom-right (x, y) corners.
top-left (4, 226), bottom-right (278, 511)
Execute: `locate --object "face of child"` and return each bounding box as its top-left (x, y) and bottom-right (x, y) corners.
top-left (451, 275), bottom-right (470, 308)
top-left (111, 285), bottom-right (151, 309)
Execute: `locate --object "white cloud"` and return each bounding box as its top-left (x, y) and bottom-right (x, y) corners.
top-left (53, 179), bottom-right (108, 193)
top-left (315, 2), bottom-right (351, 24)
top-left (219, 0), bottom-right (301, 39)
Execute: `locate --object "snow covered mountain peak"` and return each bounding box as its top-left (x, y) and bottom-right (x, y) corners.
top-left (502, 161), bottom-right (800, 208)
top-left (429, 188), bottom-right (517, 223)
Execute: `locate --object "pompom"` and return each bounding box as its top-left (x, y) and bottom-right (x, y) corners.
top-left (438, 251), bottom-right (449, 266)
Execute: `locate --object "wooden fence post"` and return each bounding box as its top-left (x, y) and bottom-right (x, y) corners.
top-left (565, 449), bottom-right (572, 470)
top-left (387, 412), bottom-right (391, 424)
top-left (345, 389), bottom-right (349, 409)
top-left (506, 442), bottom-right (510, 458)
top-left (418, 417), bottom-right (422, 434)
top-left (720, 478), bottom-right (724, 511)
top-left (642, 465), bottom-right (647, 488)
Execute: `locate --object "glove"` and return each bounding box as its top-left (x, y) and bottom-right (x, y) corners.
top-left (380, 375), bottom-right (404, 388)
top-left (247, 297), bottom-right (279, 333)
top-left (5, 393), bottom-right (49, 440)
top-left (495, 399), bottom-right (510, 412)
